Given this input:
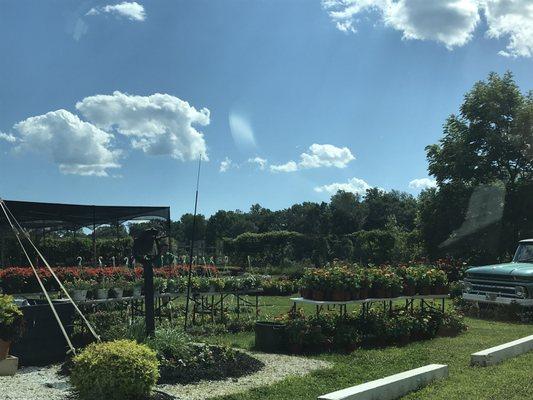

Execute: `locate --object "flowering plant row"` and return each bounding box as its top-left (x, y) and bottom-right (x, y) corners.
top-left (299, 263), bottom-right (448, 301)
top-left (0, 265), bottom-right (218, 294)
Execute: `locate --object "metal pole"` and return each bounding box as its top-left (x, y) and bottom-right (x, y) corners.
top-left (184, 156), bottom-right (202, 330)
top-left (92, 206), bottom-right (97, 267)
top-left (142, 256), bottom-right (155, 337)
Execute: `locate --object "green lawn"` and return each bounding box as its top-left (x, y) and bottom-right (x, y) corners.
top-left (198, 295), bottom-right (533, 400)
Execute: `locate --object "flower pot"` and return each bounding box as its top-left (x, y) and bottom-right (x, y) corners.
top-left (391, 287), bottom-right (401, 298)
top-left (112, 288), bottom-right (124, 299)
top-left (359, 287), bottom-right (369, 299)
top-left (0, 339), bottom-right (11, 360)
top-left (72, 289), bottom-right (87, 302)
top-left (312, 290), bottom-right (324, 301)
top-left (372, 288), bottom-right (386, 298)
top-left (132, 287), bottom-right (142, 297)
top-left (96, 288), bottom-right (109, 300)
top-left (350, 288), bottom-right (360, 300)
top-left (419, 285), bottom-right (431, 295)
top-left (300, 288), bottom-right (311, 299)
top-left (331, 290), bottom-right (345, 302)
top-left (404, 285), bottom-right (416, 296)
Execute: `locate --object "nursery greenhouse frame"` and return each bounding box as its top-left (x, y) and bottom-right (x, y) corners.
top-left (0, 199), bottom-right (171, 266)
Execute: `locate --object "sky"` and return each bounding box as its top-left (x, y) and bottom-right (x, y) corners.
top-left (0, 0), bottom-right (532, 219)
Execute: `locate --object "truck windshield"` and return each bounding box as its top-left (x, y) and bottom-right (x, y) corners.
top-left (513, 244), bottom-right (533, 263)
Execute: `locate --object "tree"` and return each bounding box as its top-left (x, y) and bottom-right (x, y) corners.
top-left (426, 71), bottom-right (533, 187)
top-left (328, 191), bottom-right (364, 234)
top-left (423, 72), bottom-right (533, 260)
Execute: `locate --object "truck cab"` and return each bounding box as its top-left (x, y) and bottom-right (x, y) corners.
top-left (462, 239), bottom-right (533, 306)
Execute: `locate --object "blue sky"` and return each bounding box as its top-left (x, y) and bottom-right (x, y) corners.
top-left (0, 1), bottom-right (532, 219)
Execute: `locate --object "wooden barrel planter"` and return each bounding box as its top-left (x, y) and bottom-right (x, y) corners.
top-left (254, 321), bottom-right (287, 353)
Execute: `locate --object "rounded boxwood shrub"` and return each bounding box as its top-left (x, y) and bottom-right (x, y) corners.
top-left (70, 339), bottom-right (159, 400)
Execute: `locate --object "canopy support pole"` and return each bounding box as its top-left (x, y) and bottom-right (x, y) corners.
top-left (92, 205), bottom-right (96, 267)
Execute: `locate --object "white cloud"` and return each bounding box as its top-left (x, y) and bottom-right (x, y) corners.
top-left (87, 2), bottom-right (146, 21)
top-left (269, 143), bottom-right (355, 173)
top-left (228, 112), bottom-right (256, 150)
top-left (248, 156), bottom-right (268, 170)
top-left (299, 143), bottom-right (355, 169)
top-left (0, 132), bottom-right (17, 143)
top-left (219, 157), bottom-right (233, 173)
top-left (484, 0), bottom-right (533, 58)
top-left (322, 0), bottom-right (533, 57)
top-left (76, 91), bottom-right (210, 161)
top-left (386, 0), bottom-right (480, 49)
top-left (314, 177), bottom-right (372, 195)
top-left (270, 161), bottom-right (298, 173)
top-left (409, 177), bottom-right (437, 189)
top-left (13, 110), bottom-right (120, 176)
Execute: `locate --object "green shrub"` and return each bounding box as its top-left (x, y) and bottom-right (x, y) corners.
top-left (0, 295), bottom-right (24, 342)
top-left (70, 340), bottom-right (159, 400)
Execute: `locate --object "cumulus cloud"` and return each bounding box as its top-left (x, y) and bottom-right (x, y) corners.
top-left (13, 110), bottom-right (120, 176)
top-left (270, 161), bottom-right (298, 173)
top-left (270, 144), bottom-right (355, 173)
top-left (484, 0), bottom-right (533, 58)
top-left (87, 2), bottom-right (146, 21)
top-left (314, 177), bottom-right (373, 196)
top-left (248, 156), bottom-right (268, 170)
top-left (299, 143), bottom-right (355, 169)
top-left (76, 91), bottom-right (210, 161)
top-left (228, 112), bottom-right (256, 150)
top-left (0, 132), bottom-right (17, 143)
top-left (409, 177), bottom-right (437, 190)
top-left (322, 0), bottom-right (533, 57)
top-left (219, 157), bottom-right (233, 173)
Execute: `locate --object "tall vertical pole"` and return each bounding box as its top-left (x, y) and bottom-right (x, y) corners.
top-left (92, 206), bottom-right (97, 267)
top-left (143, 256), bottom-right (155, 337)
top-left (184, 156), bottom-right (202, 330)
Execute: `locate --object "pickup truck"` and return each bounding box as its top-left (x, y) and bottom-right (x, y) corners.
top-left (462, 239), bottom-right (533, 306)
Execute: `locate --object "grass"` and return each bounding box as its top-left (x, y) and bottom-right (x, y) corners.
top-left (194, 295), bottom-right (533, 400)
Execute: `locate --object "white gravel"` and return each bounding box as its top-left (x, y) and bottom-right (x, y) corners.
top-left (0, 353), bottom-right (331, 400)
top-left (0, 364), bottom-right (70, 400)
top-left (159, 352), bottom-right (332, 400)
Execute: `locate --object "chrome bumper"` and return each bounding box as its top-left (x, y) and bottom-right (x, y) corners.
top-left (462, 293), bottom-right (533, 306)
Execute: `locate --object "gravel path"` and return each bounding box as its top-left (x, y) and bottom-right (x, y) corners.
top-left (0, 364), bottom-right (70, 400)
top-left (159, 352), bottom-right (332, 400)
top-left (0, 353), bottom-right (331, 400)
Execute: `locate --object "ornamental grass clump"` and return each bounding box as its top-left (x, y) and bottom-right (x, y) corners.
top-left (70, 339), bottom-right (159, 400)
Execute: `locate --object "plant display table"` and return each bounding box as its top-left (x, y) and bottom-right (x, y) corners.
top-left (189, 289), bottom-right (263, 324)
top-left (290, 294), bottom-right (448, 316)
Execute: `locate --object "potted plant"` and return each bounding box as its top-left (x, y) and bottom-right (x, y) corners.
top-left (418, 269), bottom-right (434, 295)
top-left (359, 269), bottom-right (371, 299)
top-left (0, 295), bottom-right (24, 360)
top-left (65, 279), bottom-right (93, 301)
top-left (153, 277), bottom-right (167, 297)
top-left (402, 267), bottom-right (419, 296)
top-left (132, 279), bottom-right (144, 297)
top-left (95, 278), bottom-right (111, 300)
top-left (370, 269), bottom-right (388, 298)
top-left (208, 277), bottom-right (225, 293)
top-left (111, 277), bottom-right (126, 299)
top-left (432, 270), bottom-right (448, 294)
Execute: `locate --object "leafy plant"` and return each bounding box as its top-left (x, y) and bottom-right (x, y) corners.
top-left (70, 339), bottom-right (159, 400)
top-left (0, 295), bottom-right (24, 342)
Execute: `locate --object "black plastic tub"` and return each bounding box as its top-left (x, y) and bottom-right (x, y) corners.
top-left (11, 299), bottom-right (75, 366)
top-left (254, 321), bottom-right (287, 353)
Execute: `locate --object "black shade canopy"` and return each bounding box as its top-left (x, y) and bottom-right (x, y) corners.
top-left (0, 199), bottom-right (170, 231)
